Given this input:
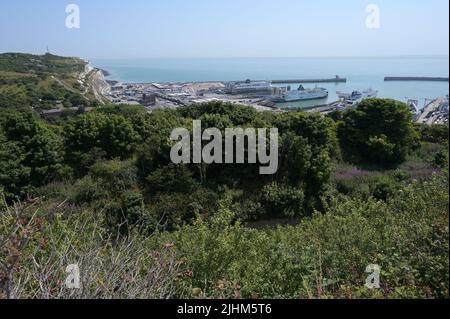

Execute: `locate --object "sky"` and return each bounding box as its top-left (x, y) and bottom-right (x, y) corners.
top-left (0, 0), bottom-right (449, 59)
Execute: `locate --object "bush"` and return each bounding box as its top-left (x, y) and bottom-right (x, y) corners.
top-left (333, 168), bottom-right (400, 201)
top-left (338, 99), bottom-right (417, 167)
top-left (104, 191), bottom-right (146, 237)
top-left (146, 164), bottom-right (197, 195)
top-left (417, 124), bottom-right (449, 144)
top-left (89, 160), bottom-right (138, 195)
top-left (0, 205), bottom-right (182, 299)
top-left (72, 176), bottom-right (106, 204)
top-left (64, 112), bottom-right (139, 174)
top-left (147, 188), bottom-right (220, 232)
top-left (1, 165), bottom-right (448, 300)
top-left (164, 174), bottom-right (448, 299)
top-left (0, 110), bottom-right (64, 201)
top-left (260, 182), bottom-right (305, 218)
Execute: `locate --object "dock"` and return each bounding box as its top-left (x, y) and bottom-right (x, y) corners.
top-left (384, 77), bottom-right (449, 82)
top-left (128, 76), bottom-right (347, 85)
top-left (275, 101), bottom-right (341, 113)
top-left (416, 97), bottom-right (449, 125)
top-left (271, 76), bottom-right (346, 84)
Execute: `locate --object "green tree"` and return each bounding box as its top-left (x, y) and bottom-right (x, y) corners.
top-left (135, 110), bottom-right (190, 183)
top-left (0, 132), bottom-right (30, 200)
top-left (338, 99), bottom-right (417, 167)
top-left (64, 112), bottom-right (139, 173)
top-left (0, 110), bottom-right (64, 199)
top-left (146, 164), bottom-right (197, 195)
top-left (89, 160), bottom-right (138, 194)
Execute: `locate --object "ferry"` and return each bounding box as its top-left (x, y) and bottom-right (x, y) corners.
top-left (337, 88), bottom-right (378, 106)
top-left (272, 85), bottom-right (328, 102)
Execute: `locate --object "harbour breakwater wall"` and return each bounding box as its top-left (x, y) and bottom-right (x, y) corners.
top-left (384, 77), bottom-right (449, 82)
top-left (123, 77), bottom-right (348, 85)
top-left (271, 77), bottom-right (347, 84)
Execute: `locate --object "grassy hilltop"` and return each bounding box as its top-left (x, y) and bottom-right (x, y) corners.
top-left (0, 52), bottom-right (108, 110)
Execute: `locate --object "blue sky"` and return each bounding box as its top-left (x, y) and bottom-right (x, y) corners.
top-left (0, 0), bottom-right (448, 59)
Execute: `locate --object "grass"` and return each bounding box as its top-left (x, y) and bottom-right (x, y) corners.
top-left (0, 53), bottom-right (85, 76)
top-left (0, 53), bottom-right (100, 110)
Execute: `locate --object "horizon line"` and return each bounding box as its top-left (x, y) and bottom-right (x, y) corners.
top-left (87, 54), bottom-right (450, 60)
top-left (1, 51), bottom-right (449, 61)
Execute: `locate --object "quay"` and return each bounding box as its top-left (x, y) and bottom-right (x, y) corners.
top-left (416, 97), bottom-right (449, 125)
top-left (131, 76), bottom-right (347, 85)
top-left (271, 76), bottom-right (346, 84)
top-left (384, 77), bottom-right (449, 82)
top-left (273, 101), bottom-right (341, 114)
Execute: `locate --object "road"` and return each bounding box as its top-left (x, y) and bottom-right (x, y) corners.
top-left (417, 98), bottom-right (445, 124)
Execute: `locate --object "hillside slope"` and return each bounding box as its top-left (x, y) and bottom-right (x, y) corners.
top-left (0, 52), bottom-right (109, 110)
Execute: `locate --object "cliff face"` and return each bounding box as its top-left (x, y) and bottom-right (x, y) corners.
top-left (88, 67), bottom-right (111, 103)
top-left (0, 53), bottom-right (109, 110)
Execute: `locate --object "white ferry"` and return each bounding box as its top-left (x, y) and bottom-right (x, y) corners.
top-left (337, 88), bottom-right (378, 106)
top-left (272, 85), bottom-right (328, 102)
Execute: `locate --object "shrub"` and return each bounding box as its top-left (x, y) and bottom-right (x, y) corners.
top-left (165, 174), bottom-right (448, 299)
top-left (260, 182), bottom-right (305, 218)
top-left (0, 205), bottom-right (182, 299)
top-left (89, 160), bottom-right (138, 195)
top-left (338, 99), bottom-right (417, 167)
top-left (72, 176), bottom-right (106, 204)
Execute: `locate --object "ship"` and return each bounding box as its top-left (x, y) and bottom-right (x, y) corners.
top-left (272, 85), bottom-right (329, 102)
top-left (225, 80), bottom-right (273, 95)
top-left (337, 88), bottom-right (378, 106)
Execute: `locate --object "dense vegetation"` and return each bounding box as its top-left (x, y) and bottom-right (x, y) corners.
top-left (0, 99), bottom-right (448, 299)
top-left (0, 53), bottom-right (101, 110)
top-left (338, 99), bottom-right (417, 167)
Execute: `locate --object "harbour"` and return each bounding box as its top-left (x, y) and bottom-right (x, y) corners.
top-left (104, 76), bottom-right (349, 111)
top-left (89, 56), bottom-right (449, 123)
top-left (385, 76), bottom-right (449, 82)
top-left (101, 75), bottom-right (449, 125)
top-left (92, 56), bottom-right (449, 109)
top-left (271, 76), bottom-right (347, 84)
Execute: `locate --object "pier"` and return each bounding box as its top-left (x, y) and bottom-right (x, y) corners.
top-left (273, 101), bottom-right (341, 113)
top-left (384, 77), bottom-right (449, 82)
top-left (271, 76), bottom-right (347, 84)
top-left (128, 76), bottom-right (347, 85)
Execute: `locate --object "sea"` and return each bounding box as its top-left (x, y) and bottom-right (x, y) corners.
top-left (91, 56), bottom-right (449, 109)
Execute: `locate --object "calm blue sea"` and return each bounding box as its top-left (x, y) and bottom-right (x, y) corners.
top-left (91, 56), bottom-right (449, 109)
